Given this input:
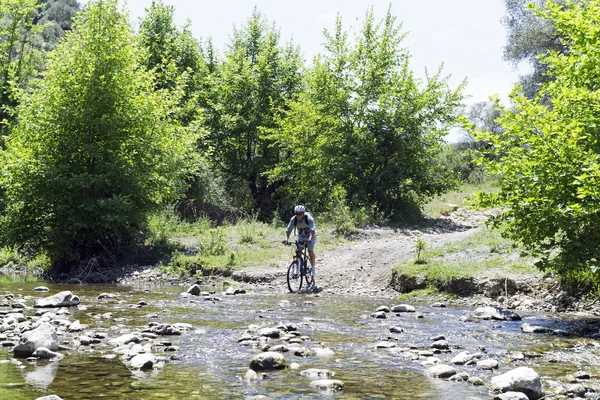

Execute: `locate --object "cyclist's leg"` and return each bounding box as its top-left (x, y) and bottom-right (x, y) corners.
top-left (308, 237), bottom-right (317, 277)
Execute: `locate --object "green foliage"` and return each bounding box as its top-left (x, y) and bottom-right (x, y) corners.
top-left (0, 0), bottom-right (46, 138)
top-left (414, 236), bottom-right (426, 264)
top-left (475, 0), bottom-right (600, 281)
top-left (272, 7), bottom-right (465, 219)
top-left (0, 0), bottom-right (197, 268)
top-left (138, 0), bottom-right (207, 126)
top-left (202, 8), bottom-right (304, 219)
top-left (502, 0), bottom-right (574, 99)
top-left (322, 186), bottom-right (357, 236)
top-left (0, 246), bottom-right (19, 267)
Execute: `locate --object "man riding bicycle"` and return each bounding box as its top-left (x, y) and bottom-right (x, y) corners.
top-left (284, 205), bottom-right (317, 286)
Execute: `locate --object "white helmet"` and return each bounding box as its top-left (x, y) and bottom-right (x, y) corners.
top-left (294, 205), bottom-right (305, 213)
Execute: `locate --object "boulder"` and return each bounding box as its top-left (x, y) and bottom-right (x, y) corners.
top-left (521, 323), bottom-right (552, 334)
top-left (249, 352), bottom-right (286, 371)
top-left (186, 284), bottom-right (202, 296)
top-left (473, 306), bottom-right (521, 321)
top-left (13, 323), bottom-right (59, 357)
top-left (34, 291), bottom-right (80, 308)
top-left (490, 367), bottom-right (543, 400)
top-left (32, 347), bottom-right (64, 361)
top-left (129, 353), bottom-right (156, 370)
top-left (309, 379), bottom-right (344, 392)
top-left (300, 369), bottom-right (335, 379)
top-left (391, 304), bottom-right (416, 313)
top-left (427, 364), bottom-right (457, 379)
top-left (476, 359), bottom-right (499, 370)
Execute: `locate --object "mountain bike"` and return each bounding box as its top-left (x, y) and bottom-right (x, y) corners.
top-left (283, 240), bottom-right (314, 293)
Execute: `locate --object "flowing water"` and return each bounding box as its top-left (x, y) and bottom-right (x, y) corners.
top-left (1, 274), bottom-right (600, 399)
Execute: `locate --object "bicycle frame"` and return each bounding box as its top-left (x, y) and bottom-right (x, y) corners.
top-left (285, 240), bottom-right (313, 292)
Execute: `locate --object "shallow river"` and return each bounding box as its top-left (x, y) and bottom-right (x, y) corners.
top-left (1, 274), bottom-right (600, 399)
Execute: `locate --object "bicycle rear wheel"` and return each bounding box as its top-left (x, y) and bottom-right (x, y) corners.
top-left (287, 259), bottom-right (303, 293)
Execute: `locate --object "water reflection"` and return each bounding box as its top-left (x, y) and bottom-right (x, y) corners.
top-left (21, 361), bottom-right (58, 389)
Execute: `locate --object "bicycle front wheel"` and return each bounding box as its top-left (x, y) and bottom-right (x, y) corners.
top-left (287, 259), bottom-right (303, 293)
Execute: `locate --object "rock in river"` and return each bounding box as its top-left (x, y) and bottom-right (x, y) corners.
top-left (301, 369), bottom-right (335, 379)
top-left (249, 352), bottom-right (286, 371)
top-left (391, 304), bottom-right (416, 313)
top-left (309, 379), bottom-right (344, 392)
top-left (34, 291), bottom-right (80, 308)
top-left (427, 364), bottom-right (457, 379)
top-left (129, 353), bottom-right (157, 370)
top-left (493, 392), bottom-right (529, 400)
top-left (13, 323), bottom-right (59, 358)
top-left (490, 367), bottom-right (543, 400)
top-left (472, 306), bottom-right (521, 321)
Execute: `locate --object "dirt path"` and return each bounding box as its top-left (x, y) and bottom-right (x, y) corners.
top-left (234, 208), bottom-right (493, 297)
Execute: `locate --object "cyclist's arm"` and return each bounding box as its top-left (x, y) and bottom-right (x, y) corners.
top-left (284, 217), bottom-right (294, 243)
top-left (307, 216), bottom-right (316, 242)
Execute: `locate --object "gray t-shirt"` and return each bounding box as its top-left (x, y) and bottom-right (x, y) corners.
top-left (286, 213), bottom-right (316, 241)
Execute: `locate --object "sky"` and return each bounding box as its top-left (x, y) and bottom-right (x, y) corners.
top-left (120, 0), bottom-right (523, 106)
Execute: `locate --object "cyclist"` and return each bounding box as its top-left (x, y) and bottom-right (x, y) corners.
top-left (284, 205), bottom-right (317, 286)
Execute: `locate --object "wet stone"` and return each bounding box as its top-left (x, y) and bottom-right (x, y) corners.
top-left (301, 369), bottom-right (335, 379)
top-left (309, 379), bottom-right (344, 392)
top-left (493, 392), bottom-right (529, 400)
top-left (376, 306), bottom-right (391, 313)
top-left (430, 340), bottom-right (449, 350)
top-left (391, 304), bottom-right (416, 313)
top-left (249, 352), bottom-right (286, 371)
top-left (427, 364), bottom-right (456, 379)
top-left (566, 383), bottom-right (586, 398)
top-left (371, 311), bottom-right (386, 319)
top-left (390, 326), bottom-right (404, 333)
top-left (476, 359), bottom-right (499, 370)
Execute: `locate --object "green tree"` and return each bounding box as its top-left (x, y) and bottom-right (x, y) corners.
top-left (203, 8), bottom-right (304, 218)
top-left (273, 8), bottom-right (464, 219)
top-left (477, 0), bottom-right (600, 280)
top-left (0, 0), bottom-right (45, 138)
top-left (0, 0), bottom-right (196, 269)
top-left (502, 0), bottom-right (574, 99)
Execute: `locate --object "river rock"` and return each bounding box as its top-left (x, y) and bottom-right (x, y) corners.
top-left (13, 323), bottom-right (59, 357)
top-left (472, 306), bottom-right (521, 321)
top-left (97, 293), bottom-right (117, 299)
top-left (11, 302), bottom-right (25, 309)
top-left (34, 287), bottom-right (50, 292)
top-left (309, 379), bottom-right (344, 392)
top-left (391, 304), bottom-right (416, 313)
top-left (376, 306), bottom-right (391, 313)
top-left (257, 328), bottom-right (281, 338)
top-left (371, 311), bottom-right (387, 319)
top-left (293, 347), bottom-right (314, 357)
top-left (468, 376), bottom-right (485, 386)
top-left (301, 368), bottom-right (335, 378)
top-left (129, 353), bottom-right (156, 370)
top-left (490, 367), bottom-right (543, 400)
top-left (476, 359), bottom-right (499, 370)
top-left (146, 324), bottom-right (181, 335)
top-left (109, 333), bottom-right (142, 346)
top-left (250, 352), bottom-right (286, 370)
top-left (34, 291), bottom-right (80, 308)
top-left (186, 284), bottom-right (202, 296)
top-left (313, 347), bottom-right (335, 357)
top-left (449, 372), bottom-right (470, 382)
top-left (493, 392), bottom-right (529, 400)
top-left (451, 351), bottom-right (482, 365)
top-left (430, 340), bottom-right (449, 350)
top-left (566, 383), bottom-right (586, 398)
top-left (244, 369), bottom-right (259, 381)
top-left (35, 396), bottom-right (63, 400)
top-left (390, 326), bottom-right (404, 333)
top-left (32, 347), bottom-right (64, 361)
top-left (427, 364), bottom-right (456, 379)
top-left (68, 320), bottom-right (84, 332)
top-left (520, 323), bottom-right (551, 334)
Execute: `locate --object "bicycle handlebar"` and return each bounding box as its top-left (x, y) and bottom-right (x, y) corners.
top-left (282, 240), bottom-right (308, 247)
